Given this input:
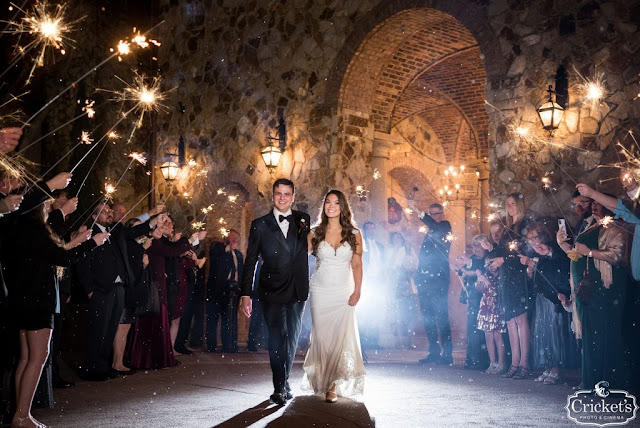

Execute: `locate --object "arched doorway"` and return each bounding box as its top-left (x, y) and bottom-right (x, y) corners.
top-left (328, 2), bottom-right (498, 360)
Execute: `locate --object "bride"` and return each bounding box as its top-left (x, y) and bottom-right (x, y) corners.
top-left (302, 189), bottom-right (366, 403)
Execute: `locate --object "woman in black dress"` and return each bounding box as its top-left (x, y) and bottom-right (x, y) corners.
top-left (487, 193), bottom-right (534, 379)
top-left (3, 201), bottom-right (107, 428)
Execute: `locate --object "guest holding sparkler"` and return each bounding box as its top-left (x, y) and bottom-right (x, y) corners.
top-left (3, 198), bottom-right (108, 428)
top-left (569, 185), bottom-right (632, 389)
top-left (206, 229), bottom-right (244, 353)
top-left (76, 203), bottom-right (165, 380)
top-left (486, 193), bottom-right (535, 380)
top-left (0, 127), bottom-right (22, 154)
top-left (128, 218), bottom-right (205, 369)
top-left (174, 249), bottom-right (207, 355)
top-left (521, 222), bottom-right (577, 385)
top-left (414, 203), bottom-right (453, 365)
top-left (475, 260), bottom-right (506, 375)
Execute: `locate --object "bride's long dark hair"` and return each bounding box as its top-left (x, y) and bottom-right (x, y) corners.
top-left (311, 189), bottom-right (359, 254)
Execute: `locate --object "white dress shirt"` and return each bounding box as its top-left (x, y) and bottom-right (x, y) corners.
top-left (273, 208), bottom-right (292, 238)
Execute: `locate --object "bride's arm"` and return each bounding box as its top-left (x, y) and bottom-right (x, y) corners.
top-left (307, 230), bottom-right (313, 254)
top-left (349, 231), bottom-right (363, 306)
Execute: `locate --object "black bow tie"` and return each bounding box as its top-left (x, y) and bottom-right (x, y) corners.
top-left (279, 214), bottom-right (293, 223)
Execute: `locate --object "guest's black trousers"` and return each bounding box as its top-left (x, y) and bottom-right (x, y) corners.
top-left (417, 277), bottom-right (453, 358)
top-left (261, 300), bottom-right (305, 393)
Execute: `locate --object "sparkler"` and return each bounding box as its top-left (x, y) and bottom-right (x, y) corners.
top-left (79, 130), bottom-right (93, 144)
top-left (486, 213), bottom-right (496, 222)
top-left (471, 211), bottom-right (477, 219)
top-left (228, 195), bottom-right (238, 203)
top-left (418, 226), bottom-right (427, 234)
top-left (217, 188), bottom-right (226, 195)
top-left (508, 241), bottom-right (519, 252)
top-left (81, 99), bottom-right (96, 118)
top-left (444, 232), bottom-right (456, 243)
top-left (404, 207), bottom-right (413, 215)
top-left (19, 20), bottom-right (165, 129)
top-left (599, 216), bottom-right (614, 228)
top-left (104, 182), bottom-right (116, 201)
top-left (0, 0), bottom-right (82, 84)
top-left (218, 217), bottom-right (226, 224)
top-left (128, 152), bottom-right (147, 166)
top-left (220, 227), bottom-right (230, 238)
top-left (575, 70), bottom-right (607, 111)
top-left (373, 168), bottom-right (381, 180)
top-left (105, 72), bottom-right (171, 132)
top-left (191, 221), bottom-right (206, 231)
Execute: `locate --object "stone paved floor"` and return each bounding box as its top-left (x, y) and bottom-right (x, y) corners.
top-left (30, 349), bottom-right (614, 428)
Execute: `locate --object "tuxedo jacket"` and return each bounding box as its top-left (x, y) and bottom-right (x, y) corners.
top-left (240, 210), bottom-right (310, 304)
top-left (417, 214), bottom-right (452, 282)
top-left (76, 221), bottom-right (151, 295)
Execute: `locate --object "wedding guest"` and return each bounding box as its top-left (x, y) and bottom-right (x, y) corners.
top-left (4, 200), bottom-right (107, 428)
top-left (175, 249), bottom-right (207, 355)
top-left (454, 234), bottom-right (490, 370)
top-left (487, 193), bottom-right (534, 379)
top-left (206, 229), bottom-right (243, 353)
top-left (522, 222), bottom-right (577, 385)
top-left (568, 186), bottom-right (631, 389)
top-left (128, 221), bottom-right (204, 369)
top-left (415, 203), bottom-right (453, 365)
top-left (112, 203), bottom-right (127, 224)
top-left (76, 203), bottom-right (163, 380)
top-left (387, 232), bottom-right (419, 349)
top-left (475, 263), bottom-right (506, 375)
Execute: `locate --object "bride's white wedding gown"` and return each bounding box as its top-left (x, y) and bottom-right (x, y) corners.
top-left (301, 238), bottom-right (366, 397)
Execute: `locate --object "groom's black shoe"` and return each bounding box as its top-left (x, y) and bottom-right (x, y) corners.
top-left (270, 391), bottom-right (287, 406)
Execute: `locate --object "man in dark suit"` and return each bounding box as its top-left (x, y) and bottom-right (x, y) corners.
top-left (206, 229), bottom-right (244, 353)
top-left (76, 202), bottom-right (165, 380)
top-left (240, 178), bottom-right (310, 405)
top-left (414, 203), bottom-right (453, 365)
top-left (570, 191), bottom-right (594, 238)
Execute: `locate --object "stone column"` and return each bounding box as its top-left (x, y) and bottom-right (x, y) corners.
top-left (477, 160), bottom-right (490, 235)
top-left (370, 138), bottom-right (394, 224)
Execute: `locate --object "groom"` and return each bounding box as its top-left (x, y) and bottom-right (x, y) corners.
top-left (240, 178), bottom-right (310, 405)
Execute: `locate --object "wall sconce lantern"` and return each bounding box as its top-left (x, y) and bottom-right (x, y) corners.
top-left (261, 114), bottom-right (286, 170)
top-left (160, 143), bottom-right (182, 181)
top-left (537, 85), bottom-right (565, 135)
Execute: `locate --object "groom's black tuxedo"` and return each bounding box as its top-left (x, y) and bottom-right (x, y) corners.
top-left (241, 210), bottom-right (310, 303)
top-left (241, 208), bottom-right (310, 398)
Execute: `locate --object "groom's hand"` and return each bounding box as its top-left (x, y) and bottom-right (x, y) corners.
top-left (240, 296), bottom-right (252, 317)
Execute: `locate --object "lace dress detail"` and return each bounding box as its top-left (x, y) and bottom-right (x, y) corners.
top-left (301, 240), bottom-right (366, 397)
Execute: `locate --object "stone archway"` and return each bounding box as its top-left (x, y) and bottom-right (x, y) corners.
top-left (327, 1), bottom-right (496, 361)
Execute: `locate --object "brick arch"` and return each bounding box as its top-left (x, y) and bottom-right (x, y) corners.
top-left (325, 0), bottom-right (505, 109)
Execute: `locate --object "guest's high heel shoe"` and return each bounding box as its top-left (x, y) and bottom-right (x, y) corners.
top-left (325, 383), bottom-right (338, 403)
top-left (501, 365), bottom-right (520, 378)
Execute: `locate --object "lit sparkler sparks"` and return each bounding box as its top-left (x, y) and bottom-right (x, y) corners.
top-left (188, 159), bottom-right (198, 167)
top-left (201, 204), bottom-right (215, 215)
top-left (220, 227), bottom-right (230, 238)
top-left (1, 1), bottom-right (82, 84)
top-left (228, 195), bottom-right (238, 203)
top-left (471, 211), bottom-right (477, 219)
top-left (191, 221), bottom-right (206, 230)
top-left (79, 130), bottom-right (93, 144)
top-left (107, 131), bottom-right (119, 140)
top-left (418, 226), bottom-right (428, 234)
top-left (487, 213), bottom-right (496, 222)
top-left (105, 72), bottom-right (172, 130)
top-left (110, 28), bottom-right (161, 61)
top-left (576, 71), bottom-right (607, 111)
top-left (216, 188), bottom-right (226, 195)
top-left (599, 216), bottom-right (614, 228)
top-left (444, 232), bottom-right (456, 242)
top-left (218, 218), bottom-right (226, 224)
top-left (373, 168), bottom-right (381, 180)
top-left (508, 240), bottom-right (519, 252)
top-left (404, 207), bottom-right (413, 215)
top-left (80, 99), bottom-right (95, 118)
top-left (128, 152), bottom-right (147, 166)
top-left (541, 176), bottom-right (552, 189)
top-left (104, 182), bottom-right (116, 200)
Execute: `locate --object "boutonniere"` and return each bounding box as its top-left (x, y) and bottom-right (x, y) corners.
top-left (298, 218), bottom-right (308, 234)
